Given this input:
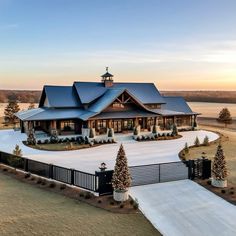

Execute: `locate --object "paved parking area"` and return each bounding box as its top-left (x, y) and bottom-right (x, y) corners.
top-left (0, 129), bottom-right (218, 173)
top-left (130, 180), bottom-right (236, 236)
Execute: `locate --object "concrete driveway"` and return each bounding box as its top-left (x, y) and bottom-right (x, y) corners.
top-left (130, 180), bottom-right (236, 236)
top-left (0, 129), bottom-right (218, 173)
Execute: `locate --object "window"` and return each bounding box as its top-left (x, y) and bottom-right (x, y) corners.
top-left (112, 102), bottom-right (124, 108)
top-left (146, 104), bottom-right (161, 109)
top-left (61, 120), bottom-right (75, 131)
top-left (97, 120), bottom-right (107, 129)
top-left (123, 119), bottom-right (133, 130)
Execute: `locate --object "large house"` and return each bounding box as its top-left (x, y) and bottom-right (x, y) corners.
top-left (16, 69), bottom-right (199, 137)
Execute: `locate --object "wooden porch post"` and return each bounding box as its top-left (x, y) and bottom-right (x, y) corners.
top-left (108, 119), bottom-right (112, 129)
top-left (134, 117), bottom-right (139, 127)
top-left (163, 117), bottom-right (166, 130)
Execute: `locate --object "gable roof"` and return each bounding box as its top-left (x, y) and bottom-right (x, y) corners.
top-left (39, 85), bottom-right (81, 108)
top-left (73, 82), bottom-right (165, 105)
top-left (88, 88), bottom-right (151, 114)
top-left (162, 96), bottom-right (194, 114)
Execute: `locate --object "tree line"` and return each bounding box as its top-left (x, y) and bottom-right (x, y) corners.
top-left (0, 90), bottom-right (41, 103)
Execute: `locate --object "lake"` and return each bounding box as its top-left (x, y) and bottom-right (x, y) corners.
top-left (188, 102), bottom-right (236, 119)
top-left (0, 102), bottom-right (235, 119)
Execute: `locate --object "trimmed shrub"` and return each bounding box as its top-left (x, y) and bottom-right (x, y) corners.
top-left (130, 199), bottom-right (134, 205)
top-left (37, 140), bottom-right (42, 145)
top-left (85, 192), bottom-right (92, 199)
top-left (36, 178), bottom-right (42, 184)
top-left (230, 191), bottom-right (234, 195)
top-left (79, 192), bottom-right (84, 198)
top-left (84, 136), bottom-right (89, 144)
top-left (97, 200), bottom-right (102, 204)
top-left (119, 204), bottom-right (124, 209)
top-left (24, 173), bottom-right (31, 179)
top-left (110, 201), bottom-right (115, 205)
top-left (49, 182), bottom-right (56, 188)
top-left (221, 189), bottom-right (226, 194)
top-left (133, 202), bottom-right (139, 210)
top-left (60, 184), bottom-right (66, 190)
top-left (44, 139), bottom-right (49, 144)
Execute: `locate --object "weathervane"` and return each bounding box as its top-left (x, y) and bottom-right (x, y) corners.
top-left (106, 66), bottom-right (108, 72)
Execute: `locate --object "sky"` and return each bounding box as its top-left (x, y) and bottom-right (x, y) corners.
top-left (0, 0), bottom-right (236, 90)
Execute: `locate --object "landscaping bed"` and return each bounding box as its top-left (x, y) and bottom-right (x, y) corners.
top-left (196, 179), bottom-right (236, 206)
top-left (135, 134), bottom-right (182, 142)
top-left (23, 137), bottom-right (116, 151)
top-left (0, 164), bottom-right (138, 214)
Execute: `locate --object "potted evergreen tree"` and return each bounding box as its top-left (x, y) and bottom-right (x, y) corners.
top-left (212, 144), bottom-right (228, 188)
top-left (112, 144), bottom-right (131, 202)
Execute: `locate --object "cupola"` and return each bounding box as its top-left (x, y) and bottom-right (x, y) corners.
top-left (101, 67), bottom-right (114, 87)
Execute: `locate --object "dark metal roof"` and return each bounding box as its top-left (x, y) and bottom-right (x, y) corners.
top-left (73, 82), bottom-right (165, 104)
top-left (101, 72), bottom-right (113, 78)
top-left (15, 108), bottom-right (96, 121)
top-left (40, 85), bottom-right (81, 108)
top-left (162, 96), bottom-right (194, 114)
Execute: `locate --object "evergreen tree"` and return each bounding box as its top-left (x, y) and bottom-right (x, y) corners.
top-left (184, 142), bottom-right (189, 154)
top-left (194, 136), bottom-right (200, 147)
top-left (112, 144), bottom-right (131, 191)
top-left (217, 108), bottom-right (232, 128)
top-left (133, 126), bottom-right (138, 136)
top-left (212, 144), bottom-right (228, 180)
top-left (152, 125), bottom-right (157, 134)
top-left (203, 135), bottom-right (209, 146)
top-left (4, 101), bottom-right (20, 124)
top-left (28, 102), bottom-right (35, 110)
top-left (108, 128), bottom-right (113, 137)
top-left (171, 123), bottom-right (178, 136)
top-left (89, 128), bottom-right (95, 138)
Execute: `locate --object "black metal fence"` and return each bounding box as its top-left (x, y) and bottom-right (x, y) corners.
top-left (129, 161), bottom-right (189, 186)
top-left (0, 151), bottom-right (97, 193)
top-left (0, 150), bottom-right (211, 196)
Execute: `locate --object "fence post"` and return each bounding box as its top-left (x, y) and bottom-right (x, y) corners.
top-left (158, 164), bottom-right (161, 182)
top-left (188, 160), bottom-right (195, 180)
top-left (202, 159), bottom-right (211, 179)
top-left (49, 164), bottom-right (53, 179)
top-left (71, 169), bottom-right (74, 185)
top-left (0, 151), bottom-right (1, 163)
top-left (24, 158), bottom-right (28, 172)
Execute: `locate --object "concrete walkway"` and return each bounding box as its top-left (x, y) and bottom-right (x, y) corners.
top-left (0, 129), bottom-right (218, 173)
top-left (130, 180), bottom-right (236, 236)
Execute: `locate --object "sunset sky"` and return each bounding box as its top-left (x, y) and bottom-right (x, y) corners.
top-left (0, 0), bottom-right (236, 90)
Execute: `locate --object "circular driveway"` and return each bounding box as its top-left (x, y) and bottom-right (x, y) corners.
top-left (0, 129), bottom-right (219, 173)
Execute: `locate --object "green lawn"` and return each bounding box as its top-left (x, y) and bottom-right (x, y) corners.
top-left (0, 172), bottom-right (160, 236)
